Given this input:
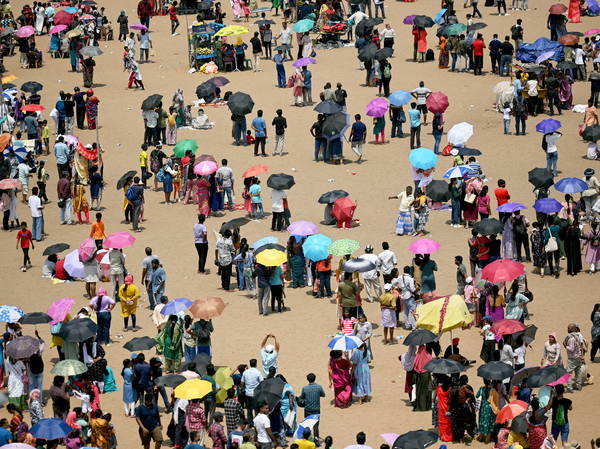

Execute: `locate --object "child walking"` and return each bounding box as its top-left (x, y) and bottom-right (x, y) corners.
top-left (172, 164), bottom-right (182, 202)
top-left (502, 101), bottom-right (511, 135)
top-left (16, 221), bottom-right (34, 271)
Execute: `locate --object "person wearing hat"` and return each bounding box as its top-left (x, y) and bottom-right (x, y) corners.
top-left (260, 334), bottom-right (279, 377)
top-left (379, 283), bottom-right (397, 344)
top-left (583, 168), bottom-right (599, 221)
top-left (360, 245), bottom-right (382, 303)
top-left (118, 274), bottom-right (140, 332)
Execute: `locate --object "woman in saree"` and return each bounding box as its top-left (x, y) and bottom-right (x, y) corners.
top-left (231, 0), bottom-right (243, 19)
top-left (527, 398), bottom-right (548, 449)
top-left (155, 315), bottom-right (184, 373)
top-left (209, 173), bottom-right (224, 214)
top-left (437, 375), bottom-right (452, 442)
top-left (72, 179), bottom-right (90, 225)
top-left (287, 236), bottom-right (305, 288)
top-left (485, 284), bottom-right (505, 322)
top-left (195, 176), bottom-right (211, 215)
top-left (328, 350), bottom-right (352, 408)
top-left (243, 177), bottom-right (255, 216)
top-left (90, 410), bottom-right (112, 449)
top-left (351, 343), bottom-right (372, 404)
top-left (412, 345), bottom-right (432, 411)
top-left (449, 376), bottom-right (475, 443)
top-left (438, 36), bottom-right (449, 69)
top-left (82, 57), bottom-right (96, 88)
top-left (568, 0), bottom-right (580, 22)
top-left (85, 90), bottom-right (100, 130)
top-left (475, 379), bottom-right (496, 443)
top-left (277, 374), bottom-right (297, 435)
top-left (558, 72), bottom-right (574, 109)
top-left (172, 88), bottom-right (185, 127)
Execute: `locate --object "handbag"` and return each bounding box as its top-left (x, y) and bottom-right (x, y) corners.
top-left (464, 192), bottom-right (477, 204)
top-left (544, 234), bottom-right (558, 252)
top-left (57, 199), bottom-right (66, 208)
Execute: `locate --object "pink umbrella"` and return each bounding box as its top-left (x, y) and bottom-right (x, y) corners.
top-left (15, 26), bottom-right (35, 38)
top-left (193, 160), bottom-right (218, 175)
top-left (482, 259), bottom-right (524, 283)
top-left (49, 24), bottom-right (68, 34)
top-left (78, 237), bottom-right (96, 262)
top-left (104, 231), bottom-right (136, 249)
top-left (380, 434), bottom-right (400, 445)
top-left (548, 373), bottom-right (571, 386)
top-left (130, 24), bottom-right (149, 31)
top-left (584, 28), bottom-right (600, 36)
top-left (63, 134), bottom-right (78, 146)
top-left (80, 14), bottom-right (95, 20)
top-left (408, 238), bottom-right (440, 254)
top-left (365, 97), bottom-right (389, 117)
top-left (426, 91), bottom-right (449, 113)
top-left (47, 297), bottom-right (76, 324)
top-left (287, 220), bottom-right (319, 236)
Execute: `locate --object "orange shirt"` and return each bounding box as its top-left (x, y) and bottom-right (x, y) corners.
top-left (90, 221), bottom-right (106, 240)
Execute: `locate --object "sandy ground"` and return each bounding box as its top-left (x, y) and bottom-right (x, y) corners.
top-left (1, 0), bottom-right (600, 446)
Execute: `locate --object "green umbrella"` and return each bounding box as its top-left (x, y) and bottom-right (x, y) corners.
top-left (50, 359), bottom-right (88, 376)
top-left (328, 238), bottom-right (360, 256)
top-left (173, 139), bottom-right (198, 157)
top-left (293, 19), bottom-right (314, 33)
top-left (445, 23), bottom-right (467, 35)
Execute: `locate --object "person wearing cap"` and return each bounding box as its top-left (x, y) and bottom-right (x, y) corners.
top-left (89, 287), bottom-right (115, 345)
top-left (379, 283), bottom-right (397, 344)
top-left (360, 245), bottom-right (381, 303)
top-left (118, 274), bottom-right (140, 332)
top-left (260, 334), bottom-right (279, 377)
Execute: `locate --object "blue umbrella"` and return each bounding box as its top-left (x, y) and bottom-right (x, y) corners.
top-left (535, 118), bottom-right (561, 134)
top-left (30, 418), bottom-right (72, 440)
top-left (443, 165), bottom-right (470, 179)
top-left (409, 147), bottom-right (438, 170)
top-left (434, 8), bottom-right (447, 23)
top-left (302, 234), bottom-right (332, 262)
top-left (388, 90), bottom-right (412, 106)
top-left (328, 334), bottom-right (364, 350)
top-left (252, 236), bottom-right (278, 250)
top-left (160, 298), bottom-right (193, 315)
top-left (497, 202), bottom-right (528, 213)
top-left (63, 6), bottom-right (79, 13)
top-left (304, 233), bottom-right (332, 247)
top-left (3, 147), bottom-right (28, 163)
top-left (533, 198), bottom-right (563, 214)
top-left (293, 414), bottom-right (320, 440)
top-left (554, 177), bottom-right (588, 193)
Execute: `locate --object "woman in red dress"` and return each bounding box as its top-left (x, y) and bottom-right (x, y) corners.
top-left (437, 376), bottom-right (452, 441)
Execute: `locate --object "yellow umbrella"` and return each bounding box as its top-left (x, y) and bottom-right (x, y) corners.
top-left (415, 295), bottom-right (473, 334)
top-left (214, 25), bottom-right (249, 37)
top-left (256, 249), bottom-right (287, 267)
top-left (2, 74), bottom-right (17, 84)
top-left (66, 29), bottom-right (83, 38)
top-left (174, 378), bottom-right (213, 400)
top-left (214, 366), bottom-right (234, 404)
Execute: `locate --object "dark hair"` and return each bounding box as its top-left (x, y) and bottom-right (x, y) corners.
top-left (455, 255), bottom-right (463, 263)
top-left (306, 373), bottom-right (316, 383)
top-left (249, 358), bottom-right (258, 367)
top-left (356, 432), bottom-right (366, 445)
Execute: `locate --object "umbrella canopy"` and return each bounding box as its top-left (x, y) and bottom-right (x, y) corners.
top-left (293, 19), bottom-right (314, 32)
top-left (558, 34), bottom-right (579, 45)
top-left (267, 173), bottom-right (295, 190)
top-left (190, 353), bottom-right (212, 375)
top-left (208, 76), bottom-right (229, 87)
top-left (403, 329), bottom-right (437, 346)
top-left (318, 190), bottom-right (349, 204)
top-left (104, 232), bottom-right (136, 249)
top-left (403, 14), bottom-right (417, 24)
top-left (253, 377), bottom-right (286, 409)
top-left (57, 318), bottom-right (97, 342)
top-left (528, 168), bottom-right (555, 189)
top-left (497, 202), bottom-right (528, 213)
top-left (328, 334), bottom-right (364, 350)
top-left (557, 60), bottom-right (577, 70)
top-left (408, 238), bottom-right (440, 254)
top-left (0, 27), bottom-right (15, 37)
top-left (18, 312), bottom-right (52, 325)
top-left (0, 305), bottom-right (25, 323)
top-left (582, 124), bottom-right (600, 142)
top-left (414, 15), bottom-right (435, 28)
top-left (526, 365), bottom-right (567, 387)
top-left (374, 47), bottom-right (393, 60)
top-left (314, 101), bottom-right (342, 114)
top-left (416, 295), bottom-right (473, 333)
top-left (47, 297), bottom-right (76, 324)
top-left (389, 90), bottom-right (412, 106)
top-left (482, 259), bottom-right (525, 283)
top-left (78, 237), bottom-right (96, 262)
top-left (473, 218), bottom-right (504, 236)
top-left (585, 28), bottom-right (600, 36)
top-left (196, 80), bottom-right (217, 99)
top-left (155, 374), bottom-right (187, 388)
top-left (256, 249), bottom-right (287, 267)
top-left (548, 3), bottom-right (568, 13)
top-left (358, 42), bottom-right (378, 62)
top-left (253, 236), bottom-right (279, 250)
top-left (194, 160), bottom-right (218, 176)
top-left (409, 147), bottom-right (438, 169)
top-left (174, 378), bottom-right (213, 399)
top-left (292, 57), bottom-right (316, 68)
top-left (124, 336), bottom-right (157, 351)
top-left (425, 180), bottom-right (451, 202)
top-left (328, 239), bottom-right (360, 256)
top-left (16, 26), bottom-right (35, 38)
top-left (468, 22), bottom-right (487, 31)
top-left (554, 177), bottom-right (588, 193)
top-left (443, 165), bottom-right (470, 179)
top-left (43, 242), bottom-right (70, 256)
top-left (392, 430), bottom-right (438, 449)
top-left (533, 197), bottom-right (563, 214)
top-left (80, 46), bottom-right (103, 57)
top-left (496, 400), bottom-right (528, 424)
top-left (445, 23), bottom-right (467, 36)
top-left (536, 118), bottom-right (561, 134)
top-left (477, 361), bottom-right (515, 380)
top-left (49, 24), bottom-right (68, 34)
top-left (161, 298), bottom-right (193, 315)
top-left (117, 170), bottom-right (137, 190)
top-left (491, 319), bottom-right (526, 335)
top-left (447, 122), bottom-right (474, 145)
top-left (189, 297), bottom-right (226, 320)
top-left (293, 414), bottom-right (320, 440)
top-left (21, 104), bottom-right (45, 112)
top-left (50, 359), bottom-right (87, 376)
top-left (510, 366), bottom-right (541, 389)
top-left (333, 196), bottom-right (356, 221)
top-left (0, 178), bottom-right (21, 189)
top-left (215, 25), bottom-right (250, 37)
top-left (30, 418), bottom-right (72, 440)
top-left (366, 97), bottom-right (389, 117)
top-left (141, 94), bottom-right (163, 111)
top-left (255, 19), bottom-right (276, 25)
top-left (426, 91), bottom-right (449, 113)
top-left (322, 112), bottom-right (350, 140)
top-left (287, 221), bottom-right (319, 236)
top-left (243, 164), bottom-right (269, 178)
top-left (21, 81), bottom-right (43, 93)
top-left (228, 92), bottom-right (254, 115)
top-left (64, 250), bottom-right (85, 278)
top-left (342, 258), bottom-right (376, 273)
top-left (66, 29), bottom-right (82, 38)
top-left (220, 217), bottom-right (251, 232)
top-left (254, 243), bottom-right (286, 255)
top-left (6, 336), bottom-right (39, 359)
top-left (535, 50), bottom-right (555, 64)
top-left (302, 234), bottom-right (333, 262)
top-left (424, 358), bottom-right (465, 374)
top-left (174, 139), bottom-right (199, 157)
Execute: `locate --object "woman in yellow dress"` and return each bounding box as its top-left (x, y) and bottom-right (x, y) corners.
top-left (90, 410), bottom-right (113, 449)
top-left (118, 275), bottom-right (140, 332)
top-left (72, 180), bottom-right (90, 224)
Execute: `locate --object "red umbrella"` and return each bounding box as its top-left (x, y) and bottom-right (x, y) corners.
top-left (332, 196), bottom-right (357, 221)
top-left (53, 10), bottom-right (75, 25)
top-left (77, 143), bottom-right (97, 160)
top-left (481, 259), bottom-right (524, 283)
top-left (426, 91), bottom-right (449, 113)
top-left (548, 3), bottom-right (567, 13)
top-left (558, 34), bottom-right (579, 45)
top-left (491, 319), bottom-right (526, 336)
top-left (21, 104), bottom-right (45, 112)
top-left (496, 400), bottom-right (528, 423)
top-left (243, 164), bottom-right (269, 178)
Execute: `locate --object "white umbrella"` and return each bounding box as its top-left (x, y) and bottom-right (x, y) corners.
top-left (447, 122), bottom-right (474, 145)
top-left (64, 250), bottom-right (85, 278)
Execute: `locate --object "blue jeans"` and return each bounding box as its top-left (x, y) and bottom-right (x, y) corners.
top-left (318, 270), bottom-right (332, 296)
top-left (546, 151), bottom-right (558, 175)
top-left (222, 188), bottom-right (234, 209)
top-left (276, 64), bottom-right (286, 88)
top-left (403, 297), bottom-right (416, 329)
top-left (503, 118), bottom-right (511, 134)
top-left (141, 16), bottom-right (150, 28)
top-left (96, 311), bottom-right (112, 344)
top-left (32, 216), bottom-right (43, 241)
top-left (233, 121), bottom-right (247, 145)
top-left (374, 3), bottom-right (385, 17)
top-left (500, 55), bottom-right (512, 76)
top-left (451, 53), bottom-right (458, 71)
top-left (236, 262), bottom-right (246, 290)
top-left (515, 115), bottom-right (526, 135)
top-left (433, 132), bottom-right (443, 154)
top-left (551, 423), bottom-right (569, 442)
top-left (29, 372), bottom-right (43, 392)
top-left (314, 138), bottom-right (327, 160)
top-left (252, 202), bottom-right (264, 219)
top-left (184, 345), bottom-right (196, 363)
top-left (451, 199), bottom-right (461, 224)
top-left (391, 119), bottom-right (403, 137)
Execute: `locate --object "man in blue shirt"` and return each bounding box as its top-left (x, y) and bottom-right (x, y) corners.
top-left (302, 66), bottom-right (312, 105)
top-left (55, 93), bottom-right (66, 135)
top-left (54, 135), bottom-right (70, 176)
top-left (488, 33), bottom-right (502, 75)
top-left (251, 110), bottom-right (267, 156)
top-left (273, 49), bottom-right (287, 88)
top-left (0, 419), bottom-right (12, 445)
top-left (135, 393), bottom-right (163, 449)
top-left (408, 102), bottom-right (421, 149)
top-left (349, 114), bottom-right (367, 162)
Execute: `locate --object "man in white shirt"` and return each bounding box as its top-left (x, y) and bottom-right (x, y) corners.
top-left (241, 359), bottom-right (264, 421)
top-left (411, 81), bottom-right (432, 125)
top-left (360, 245), bottom-right (381, 302)
top-left (378, 242), bottom-right (397, 283)
top-left (28, 186), bottom-right (44, 241)
top-left (574, 45), bottom-right (586, 80)
top-left (393, 266), bottom-right (417, 330)
top-left (17, 161), bottom-right (32, 202)
top-left (253, 402), bottom-right (277, 449)
top-left (216, 159), bottom-right (234, 210)
top-left (270, 189), bottom-right (287, 231)
top-left (275, 22), bottom-right (292, 59)
top-left (381, 23), bottom-right (395, 48)
top-left (544, 131), bottom-right (561, 176)
top-left (389, 186), bottom-right (414, 236)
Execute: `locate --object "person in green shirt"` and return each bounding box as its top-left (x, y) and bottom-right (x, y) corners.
top-left (156, 104), bottom-right (168, 145)
top-left (336, 272), bottom-right (362, 319)
top-left (201, 363), bottom-right (218, 425)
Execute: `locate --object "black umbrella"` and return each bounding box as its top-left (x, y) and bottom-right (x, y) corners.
top-left (314, 101), bottom-right (342, 115)
top-left (254, 19), bottom-right (276, 26)
top-left (473, 218), bottom-right (504, 236)
top-left (358, 42), bottom-right (377, 62)
top-left (582, 124), bottom-right (600, 142)
top-left (43, 243), bottom-right (70, 256)
top-left (209, 76), bottom-right (229, 87)
top-left (456, 146), bottom-right (482, 156)
top-left (220, 217), bottom-right (250, 233)
top-left (510, 366), bottom-right (540, 389)
top-left (557, 60), bottom-right (577, 70)
top-left (227, 92), bottom-right (254, 116)
top-left (424, 358), bottom-right (465, 374)
top-left (18, 312), bottom-right (52, 325)
top-left (348, 0), bottom-right (367, 4)
top-left (79, 46), bottom-right (103, 57)
top-left (21, 81), bottom-right (43, 93)
top-left (141, 94), bottom-right (163, 111)
top-left (342, 258), bottom-right (376, 273)
top-left (511, 324), bottom-right (538, 345)
top-left (192, 353), bottom-right (212, 375)
top-left (57, 318), bottom-right (98, 342)
top-left (392, 430), bottom-right (438, 449)
top-left (528, 167), bottom-right (554, 189)
top-left (322, 112), bottom-right (349, 139)
top-left (274, 44), bottom-right (291, 51)
top-left (267, 173), bottom-right (295, 190)
top-left (155, 374), bottom-right (187, 388)
top-left (355, 19), bottom-right (382, 37)
top-left (6, 336), bottom-right (40, 359)
top-left (467, 22), bottom-right (487, 31)
top-left (413, 15), bottom-right (435, 28)
top-left (425, 180), bottom-right (450, 202)
top-left (117, 170), bottom-right (137, 190)
top-left (526, 365), bottom-right (566, 387)
top-left (253, 377), bottom-right (285, 409)
top-left (124, 336), bottom-right (157, 351)
top-left (198, 1), bottom-right (213, 9)
top-left (403, 329), bottom-right (437, 346)
top-left (374, 47), bottom-right (394, 60)
top-left (318, 190), bottom-right (349, 204)
top-left (511, 413), bottom-right (528, 433)
top-left (81, 0), bottom-right (97, 4)
top-left (477, 361), bottom-right (514, 380)
top-left (196, 81), bottom-right (217, 99)
top-left (254, 243), bottom-right (286, 254)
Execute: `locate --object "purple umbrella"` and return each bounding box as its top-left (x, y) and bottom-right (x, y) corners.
top-left (403, 14), bottom-right (416, 24)
top-left (365, 97), bottom-right (389, 117)
top-left (497, 202), bottom-right (528, 213)
top-left (287, 220), bottom-right (319, 236)
top-left (533, 198), bottom-right (563, 214)
top-left (535, 118), bottom-right (561, 134)
top-left (535, 50), bottom-right (555, 64)
top-left (292, 57), bottom-right (316, 67)
top-left (130, 24), bottom-right (148, 31)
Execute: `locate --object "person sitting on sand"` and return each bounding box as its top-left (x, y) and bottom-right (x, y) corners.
top-left (192, 109), bottom-right (215, 130)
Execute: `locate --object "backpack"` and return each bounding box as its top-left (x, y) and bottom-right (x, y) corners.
top-left (126, 185), bottom-right (140, 202)
top-left (511, 25), bottom-right (522, 40)
top-left (426, 49), bottom-right (435, 60)
top-left (514, 216), bottom-right (527, 235)
top-left (383, 65), bottom-right (392, 79)
top-left (541, 134), bottom-right (548, 152)
top-left (335, 89), bottom-right (346, 104)
top-left (150, 156), bottom-right (161, 173)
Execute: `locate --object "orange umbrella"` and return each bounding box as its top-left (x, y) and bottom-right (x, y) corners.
top-left (332, 196), bottom-right (357, 221)
top-left (77, 143), bottom-right (97, 160)
top-left (0, 133), bottom-right (11, 151)
top-left (558, 34), bottom-right (579, 45)
top-left (496, 400), bottom-right (528, 423)
top-left (189, 297), bottom-right (226, 320)
top-left (21, 104), bottom-right (45, 112)
top-left (243, 164), bottom-right (269, 178)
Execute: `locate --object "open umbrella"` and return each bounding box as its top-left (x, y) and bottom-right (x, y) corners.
top-left (477, 361), bottom-right (514, 380)
top-left (47, 297), bottom-right (76, 324)
top-left (175, 378), bottom-right (213, 400)
top-left (482, 259), bottom-right (524, 283)
top-left (253, 236), bottom-right (278, 250)
top-left (174, 139), bottom-right (199, 157)
top-left (444, 23), bottom-right (467, 36)
top-left (333, 196), bottom-right (356, 222)
top-left (254, 243), bottom-right (286, 255)
top-left (66, 29), bottom-right (82, 38)
top-left (408, 238), bottom-right (440, 254)
top-left (322, 112), bottom-right (350, 140)
top-left (535, 50), bottom-right (556, 64)
top-left (328, 334), bottom-right (364, 350)
top-left (255, 19), bottom-right (276, 26)
top-left (0, 178), bottom-right (21, 189)
top-left (548, 3), bottom-right (568, 13)
top-left (403, 14), bottom-right (417, 24)
top-left (0, 305), bottom-right (25, 323)
top-left (557, 60), bottom-right (577, 70)
top-left (328, 239), bottom-right (360, 256)
top-left (443, 165), bottom-right (470, 179)
top-left (447, 122), bottom-right (474, 145)
top-left (141, 94), bottom-right (163, 111)
top-left (585, 28), bottom-right (600, 36)
top-left (536, 118), bottom-right (561, 134)
top-left (21, 104), bottom-right (45, 113)
top-left (468, 22), bottom-right (487, 31)
top-left (582, 124), bottom-right (600, 142)
top-left (161, 298), bottom-right (193, 315)
top-left (21, 81), bottom-right (43, 93)
top-left (6, 336), bottom-right (39, 359)
top-left (558, 34), bottom-right (579, 45)
top-left (416, 295), bottom-right (473, 333)
top-left (78, 237), bottom-right (96, 262)
top-left (358, 42), bottom-right (378, 62)
top-left (424, 358), bottom-right (465, 374)
top-left (474, 218), bottom-right (504, 236)
top-left (227, 92), bottom-right (254, 115)
top-left (189, 297), bottom-right (226, 320)
top-left (318, 190), bottom-right (348, 204)
top-left (220, 217), bottom-right (251, 232)
top-left (374, 47), bottom-right (393, 60)
top-left (403, 329), bottom-right (437, 346)
top-left (366, 97), bottom-right (389, 117)
top-left (253, 377), bottom-right (286, 409)
top-left (215, 25), bottom-right (250, 37)
top-left (425, 180), bottom-right (451, 202)
top-left (18, 312), bottom-right (51, 325)
top-left (51, 359), bottom-right (87, 376)
top-left (42, 243), bottom-right (70, 256)
top-left (116, 170), bottom-right (137, 190)
top-left (342, 258), bottom-right (376, 273)
top-left (30, 418), bottom-right (72, 440)
top-left (64, 250), bottom-right (85, 278)
top-left (256, 249), bottom-right (287, 267)
top-left (392, 430), bottom-right (438, 449)
top-left (243, 164), bottom-right (269, 178)
top-left (302, 234), bottom-right (333, 262)
top-left (124, 336), bottom-right (157, 351)
top-left (426, 92), bottom-right (449, 113)
top-left (194, 160), bottom-right (218, 176)
top-left (496, 401), bottom-right (528, 424)
top-left (294, 414), bottom-right (320, 440)
top-left (491, 319), bottom-right (526, 335)
top-left (314, 101), bottom-right (342, 114)
top-left (104, 232), bottom-right (136, 249)
top-left (130, 23), bottom-right (149, 30)
top-left (79, 46), bottom-right (103, 57)
top-left (16, 26), bottom-right (35, 38)
top-left (293, 19), bottom-right (314, 33)
top-left (57, 318), bottom-right (97, 342)
top-left (155, 374), bottom-right (187, 388)
top-left (389, 90), bottom-right (412, 106)
top-left (526, 365), bottom-right (567, 387)
top-left (208, 76), bottom-right (229, 87)
top-left (533, 198), bottom-right (563, 214)
top-left (267, 173), bottom-right (295, 190)
top-left (49, 24), bottom-right (68, 34)
top-left (409, 147), bottom-right (438, 169)
top-left (196, 80), bottom-right (217, 99)
top-left (554, 177), bottom-right (588, 193)
top-left (287, 221), bottom-right (319, 236)
top-left (293, 57), bottom-right (316, 67)
top-left (528, 168), bottom-right (554, 189)
top-left (510, 366), bottom-right (541, 389)
top-left (497, 202), bottom-right (527, 213)
top-left (413, 15), bottom-right (435, 28)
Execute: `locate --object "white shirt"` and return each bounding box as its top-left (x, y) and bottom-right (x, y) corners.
top-left (514, 345), bottom-right (526, 365)
top-left (241, 367), bottom-right (263, 396)
top-left (394, 273), bottom-right (416, 300)
top-left (545, 132), bottom-right (560, 153)
top-left (500, 345), bottom-right (515, 366)
top-left (574, 47), bottom-right (585, 65)
top-left (28, 195), bottom-right (42, 218)
top-left (412, 87), bottom-right (432, 105)
top-left (527, 80), bottom-right (538, 96)
top-left (503, 107), bottom-right (511, 120)
top-left (348, 11), bottom-right (368, 24)
top-left (482, 324), bottom-right (496, 340)
top-left (217, 166), bottom-right (233, 188)
top-left (254, 413), bottom-right (271, 443)
top-left (397, 191), bottom-right (414, 212)
top-left (142, 255), bottom-right (159, 281)
top-left (17, 163), bottom-right (30, 184)
top-left (278, 27), bottom-right (292, 45)
top-left (360, 253), bottom-right (380, 280)
top-left (378, 249), bottom-right (397, 274)
top-left (270, 189), bottom-right (286, 213)
top-left (381, 28), bottom-right (395, 39)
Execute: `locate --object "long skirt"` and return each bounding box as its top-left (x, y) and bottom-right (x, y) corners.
top-left (396, 211), bottom-right (413, 235)
top-left (413, 371), bottom-right (432, 411)
top-left (166, 124), bottom-right (177, 145)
